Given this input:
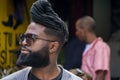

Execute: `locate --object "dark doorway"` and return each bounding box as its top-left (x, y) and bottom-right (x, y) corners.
top-left (111, 0), bottom-right (120, 34)
top-left (50, 0), bottom-right (93, 37)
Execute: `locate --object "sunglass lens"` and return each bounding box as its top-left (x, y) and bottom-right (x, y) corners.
top-left (19, 34), bottom-right (36, 45)
top-left (26, 34), bottom-right (35, 45)
top-left (19, 34), bottom-right (25, 45)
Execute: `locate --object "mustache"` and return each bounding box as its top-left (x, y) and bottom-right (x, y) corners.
top-left (21, 46), bottom-right (32, 53)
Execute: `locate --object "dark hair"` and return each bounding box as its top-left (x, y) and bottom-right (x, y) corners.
top-left (30, 0), bottom-right (69, 44)
top-left (44, 28), bottom-right (64, 43)
top-left (78, 16), bottom-right (96, 33)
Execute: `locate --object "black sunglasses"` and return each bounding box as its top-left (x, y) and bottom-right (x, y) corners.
top-left (19, 33), bottom-right (55, 45)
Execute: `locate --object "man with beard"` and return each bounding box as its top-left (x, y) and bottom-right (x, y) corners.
top-left (1, 0), bottom-right (82, 80)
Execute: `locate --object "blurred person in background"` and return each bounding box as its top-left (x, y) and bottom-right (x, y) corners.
top-left (64, 37), bottom-right (85, 70)
top-left (75, 16), bottom-right (110, 80)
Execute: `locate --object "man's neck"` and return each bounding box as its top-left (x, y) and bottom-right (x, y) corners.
top-left (86, 33), bottom-right (97, 44)
top-left (30, 65), bottom-right (61, 80)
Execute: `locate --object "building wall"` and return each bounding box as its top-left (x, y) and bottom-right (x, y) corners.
top-left (93, 0), bottom-right (111, 41)
top-left (0, 0), bottom-right (35, 69)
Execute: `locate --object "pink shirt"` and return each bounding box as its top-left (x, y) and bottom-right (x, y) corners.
top-left (81, 37), bottom-right (110, 80)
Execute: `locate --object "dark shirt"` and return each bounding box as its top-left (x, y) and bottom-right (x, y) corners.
top-left (64, 37), bottom-right (85, 70)
top-left (28, 67), bottom-right (63, 80)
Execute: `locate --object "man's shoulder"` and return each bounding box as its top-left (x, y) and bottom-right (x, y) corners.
top-left (1, 67), bottom-right (31, 80)
top-left (95, 37), bottom-right (110, 49)
top-left (62, 68), bottom-right (83, 80)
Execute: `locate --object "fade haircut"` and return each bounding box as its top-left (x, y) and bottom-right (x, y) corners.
top-left (77, 16), bottom-right (96, 33)
top-left (30, 0), bottom-right (69, 44)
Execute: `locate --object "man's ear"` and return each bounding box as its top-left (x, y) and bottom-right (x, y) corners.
top-left (49, 41), bottom-right (60, 54)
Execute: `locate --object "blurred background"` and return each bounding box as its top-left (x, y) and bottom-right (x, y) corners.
top-left (0, 0), bottom-right (120, 79)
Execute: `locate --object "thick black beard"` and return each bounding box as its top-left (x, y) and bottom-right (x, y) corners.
top-left (16, 46), bottom-right (50, 68)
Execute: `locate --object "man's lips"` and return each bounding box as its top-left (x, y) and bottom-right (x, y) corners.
top-left (21, 50), bottom-right (29, 54)
top-left (21, 48), bottom-right (30, 54)
top-left (20, 46), bottom-right (32, 54)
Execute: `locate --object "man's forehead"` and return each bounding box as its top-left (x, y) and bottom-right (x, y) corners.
top-left (28, 22), bottom-right (45, 29)
top-left (25, 22), bottom-right (46, 35)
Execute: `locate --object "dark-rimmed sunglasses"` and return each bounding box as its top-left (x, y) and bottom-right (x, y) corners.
top-left (19, 33), bottom-right (55, 45)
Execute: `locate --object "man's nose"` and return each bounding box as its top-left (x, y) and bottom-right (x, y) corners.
top-left (21, 38), bottom-right (28, 46)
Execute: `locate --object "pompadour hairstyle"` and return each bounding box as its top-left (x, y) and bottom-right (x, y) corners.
top-left (30, 0), bottom-right (69, 43)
